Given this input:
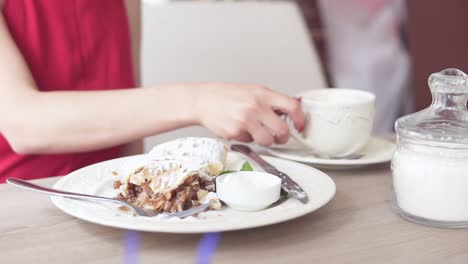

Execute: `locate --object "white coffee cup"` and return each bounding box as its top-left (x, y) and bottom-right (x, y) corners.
top-left (288, 89), bottom-right (375, 157)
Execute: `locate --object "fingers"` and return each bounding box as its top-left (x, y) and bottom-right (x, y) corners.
top-left (266, 91), bottom-right (305, 132)
top-left (259, 110), bottom-right (290, 144)
top-left (226, 116), bottom-right (288, 146)
top-left (211, 85), bottom-right (305, 146)
top-left (246, 120), bottom-right (274, 146)
top-left (231, 131), bottom-right (253, 143)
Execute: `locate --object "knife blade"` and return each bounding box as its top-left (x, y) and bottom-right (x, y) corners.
top-left (230, 144), bottom-right (309, 204)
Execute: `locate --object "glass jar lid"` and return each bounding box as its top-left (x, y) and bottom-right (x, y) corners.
top-left (396, 68), bottom-right (468, 146)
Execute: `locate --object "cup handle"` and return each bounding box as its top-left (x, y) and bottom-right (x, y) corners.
top-left (285, 115), bottom-right (314, 149)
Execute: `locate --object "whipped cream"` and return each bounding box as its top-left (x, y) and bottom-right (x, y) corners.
top-left (216, 171), bottom-right (281, 212)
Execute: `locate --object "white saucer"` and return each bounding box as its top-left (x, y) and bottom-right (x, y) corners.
top-left (266, 137), bottom-right (396, 170)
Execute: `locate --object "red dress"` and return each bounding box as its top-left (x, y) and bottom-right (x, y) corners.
top-left (0, 0), bottom-right (135, 183)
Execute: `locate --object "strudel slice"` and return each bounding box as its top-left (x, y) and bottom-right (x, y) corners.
top-left (114, 159), bottom-right (221, 213)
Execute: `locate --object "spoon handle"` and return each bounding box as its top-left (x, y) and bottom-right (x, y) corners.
top-left (6, 177), bottom-right (123, 205)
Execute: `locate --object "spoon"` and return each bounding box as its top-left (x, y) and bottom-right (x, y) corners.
top-left (6, 177), bottom-right (209, 218)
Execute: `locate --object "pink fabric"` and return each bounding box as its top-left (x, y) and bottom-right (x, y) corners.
top-left (0, 0), bottom-right (135, 182)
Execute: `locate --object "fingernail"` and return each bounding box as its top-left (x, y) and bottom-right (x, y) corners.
top-left (298, 125), bottom-right (305, 133)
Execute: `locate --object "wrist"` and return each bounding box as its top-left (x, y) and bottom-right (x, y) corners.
top-left (184, 84), bottom-right (202, 126)
top-left (189, 84), bottom-right (204, 126)
top-left (161, 83), bottom-right (202, 126)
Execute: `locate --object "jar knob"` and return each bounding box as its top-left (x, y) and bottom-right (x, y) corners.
top-left (428, 68), bottom-right (468, 110)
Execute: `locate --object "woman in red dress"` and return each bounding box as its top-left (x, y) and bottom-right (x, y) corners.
top-left (0, 0), bottom-right (304, 183)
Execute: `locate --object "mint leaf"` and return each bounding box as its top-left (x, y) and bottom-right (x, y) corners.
top-left (219, 170), bottom-right (236, 175)
top-left (218, 161), bottom-right (254, 176)
top-left (240, 161), bottom-right (254, 171)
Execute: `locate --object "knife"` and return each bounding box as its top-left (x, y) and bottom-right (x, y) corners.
top-left (230, 144), bottom-right (309, 204)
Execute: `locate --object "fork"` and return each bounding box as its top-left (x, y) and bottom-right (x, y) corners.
top-left (6, 178), bottom-right (209, 218)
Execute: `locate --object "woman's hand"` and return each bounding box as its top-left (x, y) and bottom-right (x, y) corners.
top-left (193, 83), bottom-right (305, 146)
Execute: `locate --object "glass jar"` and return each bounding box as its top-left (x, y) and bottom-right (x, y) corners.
top-left (392, 68), bottom-right (468, 228)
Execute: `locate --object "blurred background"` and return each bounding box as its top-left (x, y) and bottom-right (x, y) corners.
top-left (140, 0), bottom-right (466, 151)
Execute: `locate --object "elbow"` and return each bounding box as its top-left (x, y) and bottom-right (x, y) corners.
top-left (1, 122), bottom-right (47, 155)
top-left (8, 138), bottom-right (38, 155)
top-left (4, 133), bottom-right (43, 155)
top-left (1, 95), bottom-right (48, 154)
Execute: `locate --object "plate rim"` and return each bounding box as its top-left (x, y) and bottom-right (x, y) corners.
top-left (51, 154), bottom-right (336, 233)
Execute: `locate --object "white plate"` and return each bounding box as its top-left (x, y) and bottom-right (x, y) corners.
top-left (51, 153), bottom-right (336, 233)
top-left (266, 137), bottom-right (396, 170)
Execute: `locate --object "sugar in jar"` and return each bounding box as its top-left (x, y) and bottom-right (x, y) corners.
top-left (392, 68), bottom-right (468, 228)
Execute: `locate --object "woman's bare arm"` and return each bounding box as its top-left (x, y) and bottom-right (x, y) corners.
top-left (0, 14), bottom-right (197, 154)
top-left (0, 9), bottom-right (304, 155)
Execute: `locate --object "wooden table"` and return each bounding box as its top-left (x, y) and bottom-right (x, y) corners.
top-left (1, 164), bottom-right (468, 264)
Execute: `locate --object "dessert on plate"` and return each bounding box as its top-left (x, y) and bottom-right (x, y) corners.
top-left (114, 137), bottom-right (227, 213)
top-left (149, 137), bottom-right (227, 175)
